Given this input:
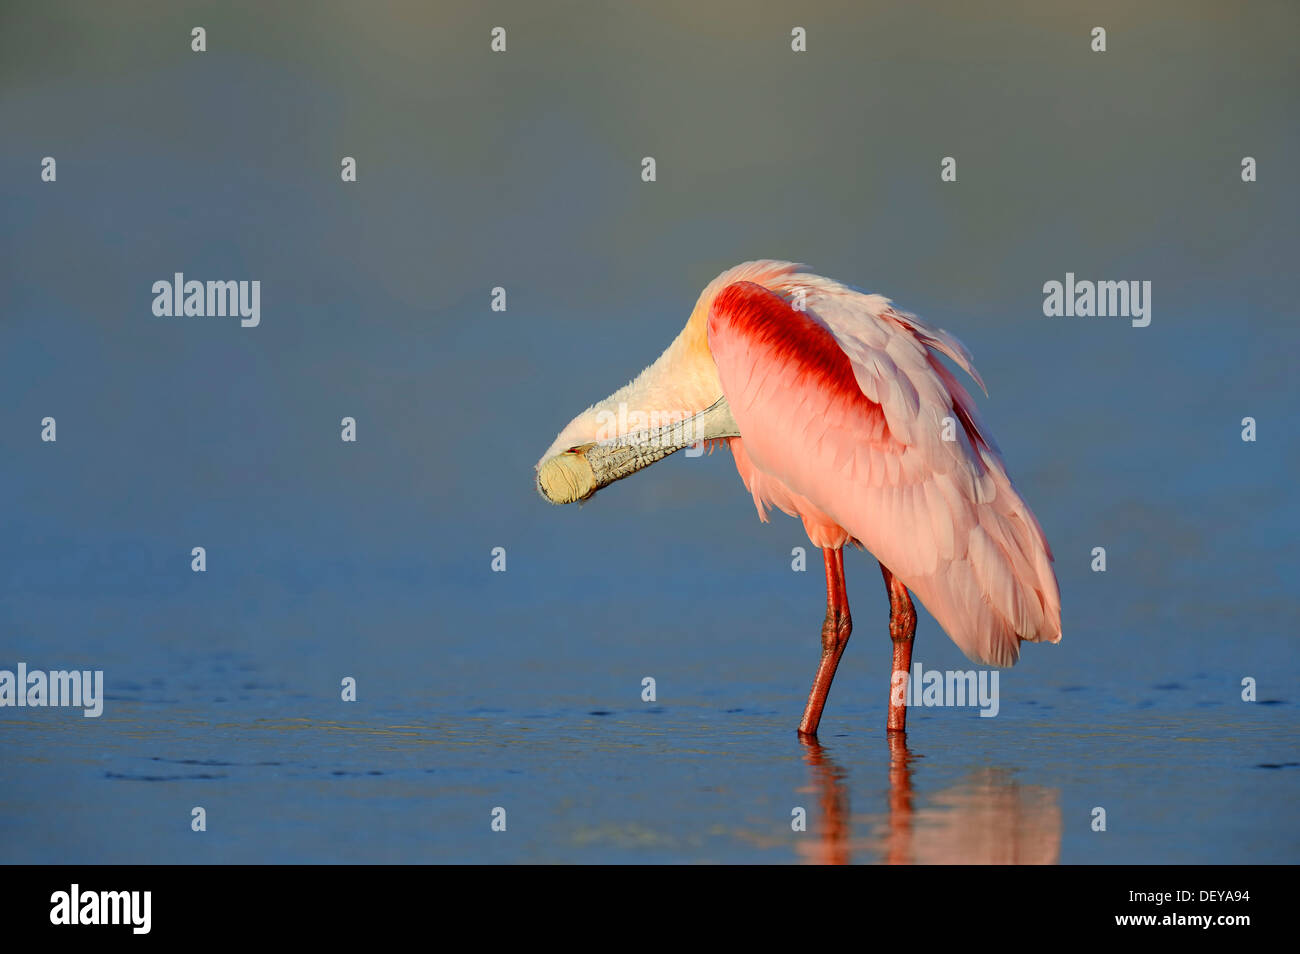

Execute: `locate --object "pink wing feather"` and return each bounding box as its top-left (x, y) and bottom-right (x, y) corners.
top-left (707, 270), bottom-right (1061, 667)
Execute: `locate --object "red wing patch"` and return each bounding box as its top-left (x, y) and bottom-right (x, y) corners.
top-left (709, 281), bottom-right (891, 442)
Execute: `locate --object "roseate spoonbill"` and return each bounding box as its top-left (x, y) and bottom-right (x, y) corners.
top-left (535, 261), bottom-right (1061, 736)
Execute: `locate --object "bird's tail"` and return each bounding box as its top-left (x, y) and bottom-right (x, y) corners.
top-left (916, 360), bottom-right (1062, 667)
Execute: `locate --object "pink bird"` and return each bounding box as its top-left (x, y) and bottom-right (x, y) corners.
top-left (536, 261), bottom-right (1061, 735)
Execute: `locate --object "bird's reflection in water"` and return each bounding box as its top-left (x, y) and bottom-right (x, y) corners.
top-left (797, 736), bottom-right (853, 865)
top-left (796, 736), bottom-right (1061, 865)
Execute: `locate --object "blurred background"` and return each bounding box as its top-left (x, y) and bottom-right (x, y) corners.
top-left (1, 0), bottom-right (1296, 863)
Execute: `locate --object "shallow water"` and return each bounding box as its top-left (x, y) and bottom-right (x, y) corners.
top-left (1, 623), bottom-right (1295, 863)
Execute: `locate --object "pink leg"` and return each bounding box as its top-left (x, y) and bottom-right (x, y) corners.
top-left (798, 548), bottom-right (852, 737)
top-left (880, 563), bottom-right (917, 733)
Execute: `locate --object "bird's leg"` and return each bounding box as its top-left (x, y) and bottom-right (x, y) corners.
top-left (880, 564), bottom-right (917, 733)
top-left (798, 547), bottom-right (852, 737)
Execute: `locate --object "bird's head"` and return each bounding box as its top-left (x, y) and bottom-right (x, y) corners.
top-left (534, 277), bottom-right (751, 505)
top-left (534, 313), bottom-right (738, 504)
top-left (535, 261), bottom-right (809, 504)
